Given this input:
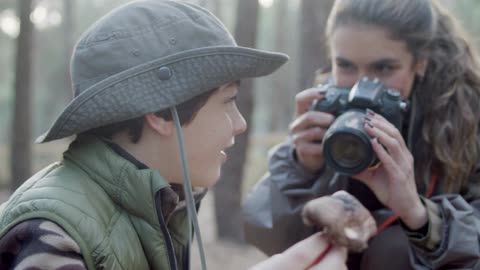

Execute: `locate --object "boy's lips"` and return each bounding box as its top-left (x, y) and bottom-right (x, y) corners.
top-left (221, 142), bottom-right (235, 162)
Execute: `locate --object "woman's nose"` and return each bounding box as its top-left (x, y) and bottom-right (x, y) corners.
top-left (357, 70), bottom-right (373, 82)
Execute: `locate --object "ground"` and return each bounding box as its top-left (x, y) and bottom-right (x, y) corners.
top-left (191, 192), bottom-right (268, 270)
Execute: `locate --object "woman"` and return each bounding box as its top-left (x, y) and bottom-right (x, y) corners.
top-left (244, 0), bottom-right (480, 269)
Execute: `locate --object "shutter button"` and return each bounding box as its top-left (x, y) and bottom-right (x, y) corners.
top-left (157, 66), bottom-right (172, 80)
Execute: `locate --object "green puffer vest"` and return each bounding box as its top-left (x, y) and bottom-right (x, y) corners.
top-left (0, 136), bottom-right (191, 270)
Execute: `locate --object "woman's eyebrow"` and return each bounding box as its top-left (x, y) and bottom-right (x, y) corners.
top-left (368, 58), bottom-right (400, 66)
top-left (335, 56), bottom-right (354, 65)
top-left (335, 56), bottom-right (399, 66)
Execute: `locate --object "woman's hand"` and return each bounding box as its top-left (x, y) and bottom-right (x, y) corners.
top-left (289, 88), bottom-right (335, 173)
top-left (353, 110), bottom-right (428, 229)
top-left (249, 232), bottom-right (347, 270)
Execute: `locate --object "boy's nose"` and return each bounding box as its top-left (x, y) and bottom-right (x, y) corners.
top-left (234, 113), bottom-right (247, 136)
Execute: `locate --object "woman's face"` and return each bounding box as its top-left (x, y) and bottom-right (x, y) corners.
top-left (329, 25), bottom-right (427, 99)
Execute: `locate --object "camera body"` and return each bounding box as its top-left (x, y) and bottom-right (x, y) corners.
top-left (311, 77), bottom-right (409, 175)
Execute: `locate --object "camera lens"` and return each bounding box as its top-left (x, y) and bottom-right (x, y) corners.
top-left (329, 133), bottom-right (370, 169)
top-left (323, 110), bottom-right (376, 175)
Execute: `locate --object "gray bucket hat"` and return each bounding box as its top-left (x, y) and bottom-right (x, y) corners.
top-left (36, 0), bottom-right (288, 143)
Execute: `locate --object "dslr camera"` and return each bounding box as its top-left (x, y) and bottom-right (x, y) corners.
top-left (311, 77), bottom-right (409, 175)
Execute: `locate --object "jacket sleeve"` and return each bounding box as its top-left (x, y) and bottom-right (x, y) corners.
top-left (408, 194), bottom-right (480, 269)
top-left (243, 142), bottom-right (339, 256)
top-left (0, 218), bottom-right (87, 270)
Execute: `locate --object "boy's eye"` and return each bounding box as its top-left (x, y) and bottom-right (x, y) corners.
top-left (226, 95), bottom-right (237, 104)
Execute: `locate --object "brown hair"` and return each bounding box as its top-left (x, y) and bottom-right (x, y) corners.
top-left (326, 0), bottom-right (480, 192)
top-left (87, 88), bottom-right (218, 143)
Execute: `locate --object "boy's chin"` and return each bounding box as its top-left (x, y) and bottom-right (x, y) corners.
top-left (191, 173), bottom-right (221, 188)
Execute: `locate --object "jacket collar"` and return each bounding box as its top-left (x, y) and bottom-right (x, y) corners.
top-left (63, 135), bottom-right (206, 225)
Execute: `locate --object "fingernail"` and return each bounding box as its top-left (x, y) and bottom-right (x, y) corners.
top-left (366, 109), bottom-right (375, 116)
top-left (371, 137), bottom-right (378, 143)
top-left (364, 116), bottom-right (372, 122)
top-left (365, 121), bottom-right (374, 129)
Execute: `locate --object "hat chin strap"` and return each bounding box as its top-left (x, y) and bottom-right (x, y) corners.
top-left (170, 107), bottom-right (207, 270)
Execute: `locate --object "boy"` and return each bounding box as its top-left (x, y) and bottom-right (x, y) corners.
top-left (0, 0), bottom-right (346, 269)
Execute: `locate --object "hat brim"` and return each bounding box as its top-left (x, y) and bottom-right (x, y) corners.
top-left (36, 46), bottom-right (288, 143)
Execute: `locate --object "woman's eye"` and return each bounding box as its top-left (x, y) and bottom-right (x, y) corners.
top-left (337, 62), bottom-right (353, 70)
top-left (374, 64), bottom-right (395, 75)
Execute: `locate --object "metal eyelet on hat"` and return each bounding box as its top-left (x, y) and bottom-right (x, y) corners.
top-left (157, 66), bottom-right (172, 80)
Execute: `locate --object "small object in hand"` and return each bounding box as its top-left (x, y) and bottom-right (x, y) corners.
top-left (302, 190), bottom-right (377, 253)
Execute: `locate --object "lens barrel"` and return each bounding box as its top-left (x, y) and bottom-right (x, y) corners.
top-left (323, 110), bottom-right (376, 175)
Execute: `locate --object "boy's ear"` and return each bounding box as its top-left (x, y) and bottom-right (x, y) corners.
top-left (144, 113), bottom-right (174, 136)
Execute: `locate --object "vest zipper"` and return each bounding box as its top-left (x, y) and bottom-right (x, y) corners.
top-left (158, 207), bottom-right (178, 270)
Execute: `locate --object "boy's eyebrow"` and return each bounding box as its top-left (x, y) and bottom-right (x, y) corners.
top-left (230, 80), bottom-right (241, 87)
top-left (221, 80), bottom-right (241, 90)
top-left (218, 80), bottom-right (241, 94)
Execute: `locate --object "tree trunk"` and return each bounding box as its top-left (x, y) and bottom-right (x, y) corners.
top-left (211, 0), bottom-right (222, 19)
top-left (213, 0), bottom-right (259, 243)
top-left (10, 0), bottom-right (34, 190)
top-left (63, 0), bottom-right (74, 101)
top-left (269, 0), bottom-right (290, 132)
top-left (298, 0), bottom-right (334, 91)
top-left (197, 0), bottom-right (208, 8)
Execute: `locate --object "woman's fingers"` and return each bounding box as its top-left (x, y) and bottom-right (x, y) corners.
top-left (369, 136), bottom-right (398, 173)
top-left (364, 115), bottom-right (413, 169)
top-left (295, 88), bottom-right (324, 116)
top-left (291, 127), bottom-right (325, 145)
top-left (365, 111), bottom-right (406, 149)
top-left (289, 111), bottom-right (335, 134)
top-left (289, 88), bottom-right (336, 173)
top-left (295, 141), bottom-right (324, 158)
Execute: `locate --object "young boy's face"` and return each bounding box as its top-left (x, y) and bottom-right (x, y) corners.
top-left (179, 81), bottom-right (246, 187)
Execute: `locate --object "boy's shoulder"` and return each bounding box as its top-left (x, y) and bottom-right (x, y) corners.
top-left (0, 158), bottom-right (115, 229)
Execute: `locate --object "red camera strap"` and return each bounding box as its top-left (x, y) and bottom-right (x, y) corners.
top-left (377, 173), bottom-right (438, 234)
